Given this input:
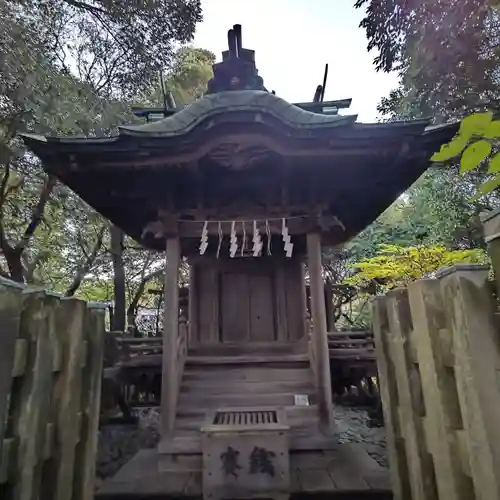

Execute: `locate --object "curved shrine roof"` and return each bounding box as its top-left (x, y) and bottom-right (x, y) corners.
top-left (21, 109), bottom-right (458, 252)
top-left (20, 24), bottom-right (460, 252)
top-left (120, 91), bottom-right (356, 137)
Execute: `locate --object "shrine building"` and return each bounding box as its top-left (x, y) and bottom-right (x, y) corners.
top-left (22, 24), bottom-right (458, 499)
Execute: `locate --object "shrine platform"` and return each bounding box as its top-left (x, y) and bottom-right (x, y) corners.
top-left (96, 443), bottom-right (392, 499)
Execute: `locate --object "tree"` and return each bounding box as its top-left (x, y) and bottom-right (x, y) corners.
top-left (356, 0), bottom-right (500, 120)
top-left (354, 2), bottom-right (500, 254)
top-left (10, 0), bottom-right (202, 97)
top-left (346, 243), bottom-right (488, 291)
top-left (0, 0), bottom-right (204, 302)
top-left (166, 47), bottom-right (216, 105)
top-left (0, 1), bottom-right (130, 283)
top-left (141, 46), bottom-right (216, 107)
top-left (431, 111), bottom-right (500, 198)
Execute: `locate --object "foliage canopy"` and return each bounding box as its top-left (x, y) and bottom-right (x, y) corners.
top-left (431, 112), bottom-right (500, 198)
top-left (346, 244), bottom-right (488, 290)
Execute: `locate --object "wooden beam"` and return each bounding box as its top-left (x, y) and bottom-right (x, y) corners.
top-left (161, 235), bottom-right (180, 437)
top-left (143, 212), bottom-right (344, 241)
top-left (306, 232), bottom-right (334, 431)
top-left (96, 131), bottom-right (376, 168)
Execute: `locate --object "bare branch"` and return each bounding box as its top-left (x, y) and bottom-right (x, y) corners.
top-left (15, 175), bottom-right (56, 253)
top-left (127, 265), bottom-right (165, 320)
top-left (61, 0), bottom-right (109, 16)
top-left (0, 164), bottom-right (13, 252)
top-left (0, 264), bottom-right (10, 279)
top-left (64, 224), bottom-right (107, 296)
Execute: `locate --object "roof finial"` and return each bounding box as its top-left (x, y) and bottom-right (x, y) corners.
top-left (227, 28), bottom-right (238, 58)
top-left (234, 24), bottom-right (242, 56)
top-left (206, 24), bottom-right (266, 94)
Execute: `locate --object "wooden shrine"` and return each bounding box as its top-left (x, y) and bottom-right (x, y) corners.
top-left (23, 24), bottom-right (458, 499)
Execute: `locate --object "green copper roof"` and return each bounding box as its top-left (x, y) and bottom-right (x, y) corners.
top-left (119, 90), bottom-right (357, 138)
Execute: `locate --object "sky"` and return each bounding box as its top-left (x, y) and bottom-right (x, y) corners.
top-left (193, 0), bottom-right (399, 122)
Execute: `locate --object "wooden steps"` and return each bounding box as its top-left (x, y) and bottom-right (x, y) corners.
top-left (180, 379), bottom-right (315, 394)
top-left (178, 391), bottom-right (317, 408)
top-left (185, 353), bottom-right (309, 366)
top-left (188, 341), bottom-right (306, 357)
top-left (174, 405), bottom-right (320, 431)
top-left (160, 344), bottom-right (328, 457)
top-left (183, 366), bottom-right (312, 382)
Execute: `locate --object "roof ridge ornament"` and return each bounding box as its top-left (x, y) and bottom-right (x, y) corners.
top-left (206, 24), bottom-right (266, 94)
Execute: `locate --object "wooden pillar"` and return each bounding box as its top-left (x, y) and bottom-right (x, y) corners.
top-left (299, 261), bottom-right (309, 342)
top-left (306, 232), bottom-right (334, 431)
top-left (188, 263), bottom-right (198, 345)
top-left (161, 235), bottom-right (181, 437)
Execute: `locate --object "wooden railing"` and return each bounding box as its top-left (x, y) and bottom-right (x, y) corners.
top-left (373, 258), bottom-right (500, 498)
top-left (328, 330), bottom-right (375, 361)
top-left (102, 320), bottom-right (187, 411)
top-left (115, 335), bottom-right (163, 360)
top-left (0, 278), bottom-right (106, 500)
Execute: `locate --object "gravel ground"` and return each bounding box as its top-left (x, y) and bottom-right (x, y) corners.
top-left (333, 405), bottom-right (388, 468)
top-left (95, 405), bottom-right (388, 485)
top-left (96, 408), bottom-right (160, 483)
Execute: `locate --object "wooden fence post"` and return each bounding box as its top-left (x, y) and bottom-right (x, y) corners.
top-left (384, 288), bottom-right (437, 500)
top-left (0, 288), bottom-right (106, 500)
top-left (372, 297), bottom-right (411, 500)
top-left (481, 208), bottom-right (500, 295)
top-left (73, 302), bottom-right (106, 500)
top-left (45, 297), bottom-right (87, 500)
top-left (11, 289), bottom-right (59, 500)
top-left (408, 277), bottom-right (473, 500)
top-left (438, 264), bottom-right (500, 500)
top-left (0, 278), bottom-right (23, 464)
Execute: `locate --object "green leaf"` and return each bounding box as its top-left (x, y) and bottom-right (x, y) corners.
top-left (484, 120), bottom-right (500, 138)
top-left (487, 152), bottom-right (500, 173)
top-left (460, 140), bottom-right (492, 173)
top-left (459, 112), bottom-right (493, 138)
top-left (431, 135), bottom-right (469, 161)
top-left (473, 175), bottom-right (500, 200)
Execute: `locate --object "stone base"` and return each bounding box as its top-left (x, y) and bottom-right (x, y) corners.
top-left (96, 444), bottom-right (392, 498)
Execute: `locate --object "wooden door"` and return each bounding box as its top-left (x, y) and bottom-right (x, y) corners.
top-left (220, 272), bottom-right (250, 342)
top-left (249, 274), bottom-right (275, 341)
top-left (220, 271), bottom-right (275, 343)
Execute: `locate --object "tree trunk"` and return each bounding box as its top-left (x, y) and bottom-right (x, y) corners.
top-left (0, 174), bottom-right (56, 283)
top-left (110, 225), bottom-right (126, 331)
top-left (3, 247), bottom-right (24, 283)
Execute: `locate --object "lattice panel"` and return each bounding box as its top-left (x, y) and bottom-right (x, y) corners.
top-left (213, 409), bottom-right (278, 426)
